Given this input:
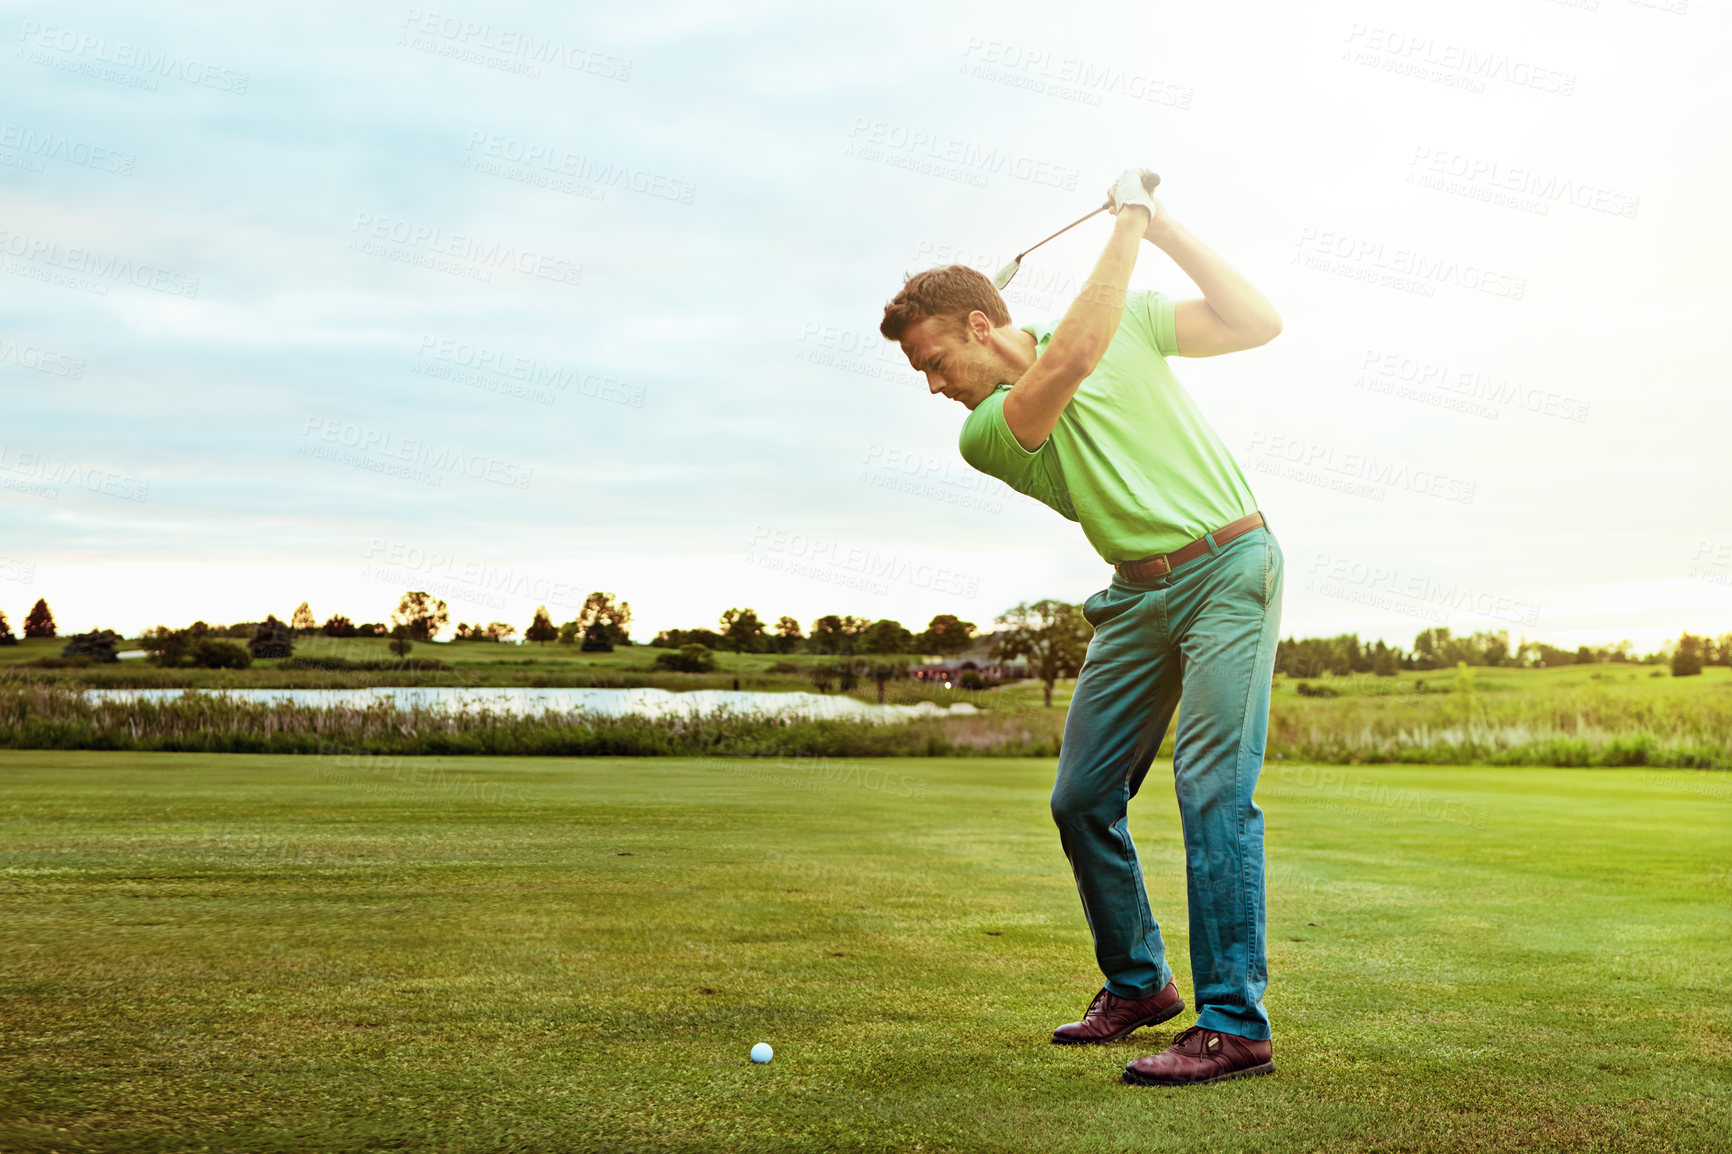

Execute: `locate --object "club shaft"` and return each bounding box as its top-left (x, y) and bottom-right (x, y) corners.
top-left (1017, 201), bottom-right (1111, 261)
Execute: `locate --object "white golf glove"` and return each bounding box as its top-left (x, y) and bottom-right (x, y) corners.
top-left (1107, 168), bottom-right (1158, 218)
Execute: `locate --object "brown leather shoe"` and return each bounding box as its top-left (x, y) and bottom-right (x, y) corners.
top-left (1051, 981), bottom-right (1185, 1045)
top-left (1122, 1025), bottom-right (1274, 1085)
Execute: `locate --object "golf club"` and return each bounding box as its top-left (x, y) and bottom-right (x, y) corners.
top-left (992, 171), bottom-right (1161, 291)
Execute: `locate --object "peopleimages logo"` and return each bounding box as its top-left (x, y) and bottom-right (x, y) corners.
top-left (0, 338), bottom-right (84, 379)
top-left (1294, 227), bottom-right (1524, 301)
top-left (1306, 552), bottom-right (1540, 627)
top-left (0, 228), bottom-right (199, 298)
top-left (845, 118), bottom-right (1080, 190)
top-left (1245, 431), bottom-right (1477, 505)
top-left (398, 8), bottom-right (632, 81)
top-left (463, 131), bottom-right (694, 204)
top-left (364, 538), bottom-right (587, 612)
top-left (300, 417), bottom-right (534, 490)
top-left (959, 37), bottom-right (1194, 109)
top-left (0, 444), bottom-right (148, 502)
top-left (746, 526), bottom-right (981, 598)
top-left (16, 20), bottom-right (251, 94)
top-left (0, 122), bottom-right (136, 175)
top-left (349, 213), bottom-right (582, 287)
top-left (413, 336), bottom-right (644, 408)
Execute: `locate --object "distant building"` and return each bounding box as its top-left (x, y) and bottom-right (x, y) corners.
top-left (909, 659), bottom-right (1031, 684)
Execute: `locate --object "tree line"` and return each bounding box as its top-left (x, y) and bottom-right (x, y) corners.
top-left (2, 590), bottom-right (633, 667)
top-left (5, 591), bottom-right (1726, 686)
top-left (1275, 627), bottom-right (1732, 680)
top-left (652, 611), bottom-right (978, 658)
top-left (650, 602), bottom-right (1089, 707)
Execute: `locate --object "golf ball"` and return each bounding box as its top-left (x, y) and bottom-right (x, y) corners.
top-left (750, 1042), bottom-right (773, 1064)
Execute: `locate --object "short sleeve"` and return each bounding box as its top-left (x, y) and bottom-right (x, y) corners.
top-left (958, 388), bottom-right (1078, 522)
top-left (959, 387), bottom-right (1043, 479)
top-left (1123, 289), bottom-right (1179, 358)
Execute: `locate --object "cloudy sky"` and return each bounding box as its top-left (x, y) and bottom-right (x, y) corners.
top-left (3, 0), bottom-right (1727, 649)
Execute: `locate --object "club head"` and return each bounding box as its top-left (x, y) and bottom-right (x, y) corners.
top-left (992, 257), bottom-right (1021, 291)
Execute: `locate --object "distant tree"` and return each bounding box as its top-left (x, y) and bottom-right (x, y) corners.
top-left (248, 615), bottom-right (295, 660)
top-left (774, 615), bottom-right (804, 654)
top-left (388, 624), bottom-right (414, 658)
top-left (23, 598), bottom-right (55, 638)
top-left (321, 615), bottom-right (357, 638)
top-left (291, 602), bottom-right (315, 636)
top-left (1410, 627), bottom-right (1513, 670)
top-left (393, 591), bottom-right (449, 642)
top-left (485, 622), bottom-right (517, 642)
top-left (191, 639), bottom-right (251, 669)
top-left (356, 622), bottom-right (388, 637)
top-left (1371, 640), bottom-right (1399, 677)
top-left (1715, 634), bottom-right (1732, 668)
top-left (0, 609), bottom-right (15, 646)
top-left (1527, 642), bottom-right (1576, 668)
top-left (807, 614), bottom-right (871, 656)
top-left (858, 619), bottom-right (915, 655)
top-left (143, 627), bottom-right (249, 669)
top-left (452, 623), bottom-right (476, 641)
top-left (556, 619), bottom-right (579, 645)
top-left (916, 614), bottom-right (976, 656)
top-left (574, 592), bottom-right (632, 650)
top-left (1412, 627), bottom-right (1447, 670)
top-left (653, 643), bottom-right (715, 673)
top-left (653, 627), bottom-right (724, 650)
top-left (1276, 634), bottom-right (1371, 678)
top-left (993, 600), bottom-right (1092, 708)
top-left (525, 605), bottom-right (557, 646)
top-left (1672, 633), bottom-right (1705, 677)
top-left (720, 608), bottom-right (766, 656)
top-left (141, 625), bottom-right (193, 667)
top-left (867, 659), bottom-right (908, 704)
top-left (61, 629), bottom-right (122, 662)
top-left (808, 615), bottom-right (849, 655)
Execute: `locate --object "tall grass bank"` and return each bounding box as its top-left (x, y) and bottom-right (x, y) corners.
top-left (1, 675), bottom-right (1727, 768)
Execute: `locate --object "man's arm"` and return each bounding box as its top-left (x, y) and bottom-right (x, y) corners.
top-left (1141, 204), bottom-right (1282, 358)
top-left (1001, 208), bottom-right (1146, 451)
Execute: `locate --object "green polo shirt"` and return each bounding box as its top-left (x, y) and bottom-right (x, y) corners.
top-left (957, 289), bottom-right (1258, 563)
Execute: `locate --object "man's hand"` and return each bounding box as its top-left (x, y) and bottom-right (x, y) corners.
top-left (1107, 169), bottom-right (1157, 222)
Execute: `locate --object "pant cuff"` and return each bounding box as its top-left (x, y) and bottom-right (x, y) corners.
top-left (1103, 966), bottom-right (1173, 1001)
top-left (1195, 1007), bottom-right (1271, 1041)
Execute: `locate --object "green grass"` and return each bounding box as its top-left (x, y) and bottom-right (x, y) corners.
top-left (1, 751), bottom-right (1727, 1152)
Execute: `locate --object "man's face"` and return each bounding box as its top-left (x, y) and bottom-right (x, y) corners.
top-left (899, 312), bottom-right (1008, 410)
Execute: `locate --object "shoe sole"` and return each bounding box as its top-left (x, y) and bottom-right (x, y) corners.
top-left (1121, 1061), bottom-right (1275, 1087)
top-left (1050, 997), bottom-right (1186, 1045)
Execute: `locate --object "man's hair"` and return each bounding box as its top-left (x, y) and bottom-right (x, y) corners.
top-left (879, 264), bottom-right (1011, 342)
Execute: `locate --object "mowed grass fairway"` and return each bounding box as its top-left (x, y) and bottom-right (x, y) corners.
top-left (2, 752), bottom-right (1728, 1153)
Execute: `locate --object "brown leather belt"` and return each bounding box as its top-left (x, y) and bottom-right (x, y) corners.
top-left (1114, 512), bottom-right (1267, 580)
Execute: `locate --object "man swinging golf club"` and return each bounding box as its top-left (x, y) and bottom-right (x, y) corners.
top-left (879, 169), bottom-right (1285, 1086)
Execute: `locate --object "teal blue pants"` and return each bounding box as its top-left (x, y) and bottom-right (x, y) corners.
top-left (1052, 525), bottom-right (1284, 1041)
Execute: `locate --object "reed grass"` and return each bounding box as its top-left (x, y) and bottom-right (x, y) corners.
top-left (2, 678), bottom-right (1727, 767)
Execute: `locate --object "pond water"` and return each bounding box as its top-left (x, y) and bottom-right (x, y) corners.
top-left (80, 686), bottom-right (981, 724)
